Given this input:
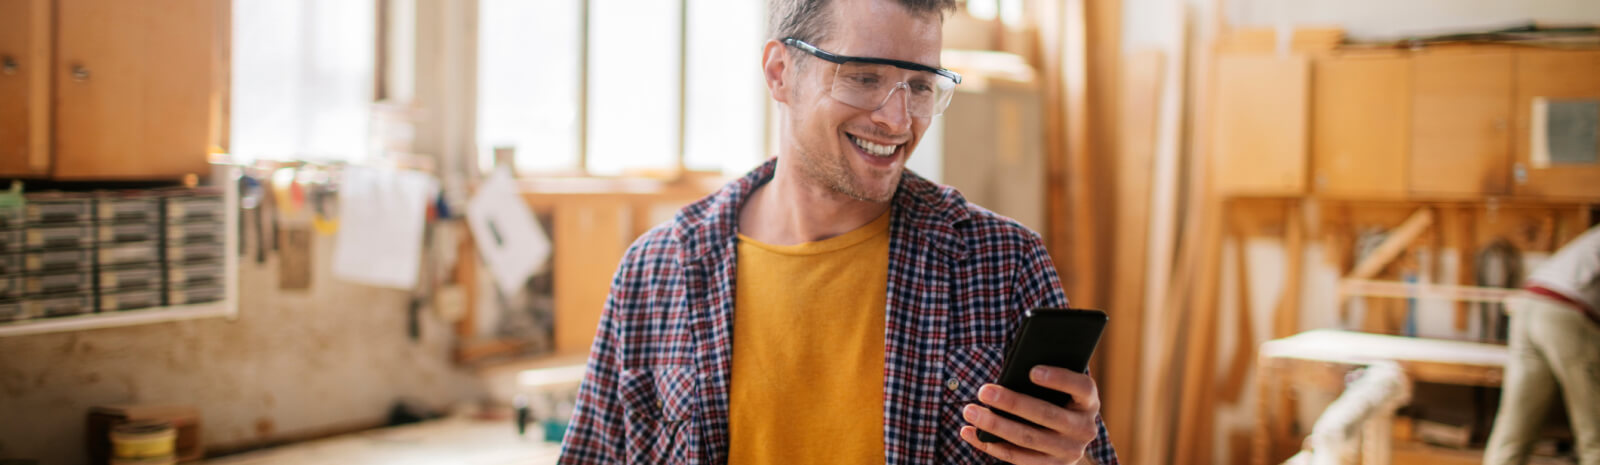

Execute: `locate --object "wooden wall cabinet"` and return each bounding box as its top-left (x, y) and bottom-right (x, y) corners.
top-left (0, 0), bottom-right (52, 177)
top-left (1311, 52), bottom-right (1411, 198)
top-left (1218, 46), bottom-right (1597, 202)
top-left (1211, 54), bottom-right (1311, 196)
top-left (1408, 48), bottom-right (1516, 198)
top-left (51, 0), bottom-right (227, 180)
top-left (1, 0), bottom-right (225, 181)
top-left (1512, 49), bottom-right (1600, 200)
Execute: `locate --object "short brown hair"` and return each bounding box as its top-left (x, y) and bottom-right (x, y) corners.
top-left (768, 0), bottom-right (956, 44)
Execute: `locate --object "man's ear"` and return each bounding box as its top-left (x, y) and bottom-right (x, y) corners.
top-left (762, 40), bottom-right (791, 105)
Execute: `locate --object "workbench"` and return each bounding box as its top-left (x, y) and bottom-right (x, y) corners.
top-left (198, 416), bottom-right (562, 465)
top-left (1252, 329), bottom-right (1509, 465)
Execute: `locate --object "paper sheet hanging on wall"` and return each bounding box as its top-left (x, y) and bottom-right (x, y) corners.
top-left (1531, 97), bottom-right (1600, 169)
top-left (467, 167), bottom-right (551, 296)
top-left (331, 166), bottom-right (439, 289)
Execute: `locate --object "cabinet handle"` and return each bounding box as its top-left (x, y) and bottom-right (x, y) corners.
top-left (1, 56), bottom-right (16, 76)
top-left (71, 65), bottom-right (91, 82)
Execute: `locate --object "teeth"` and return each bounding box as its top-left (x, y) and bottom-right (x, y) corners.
top-left (849, 135), bottom-right (899, 157)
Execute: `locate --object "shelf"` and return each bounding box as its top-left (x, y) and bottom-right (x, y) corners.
top-left (0, 301), bottom-right (235, 337)
top-left (0, 165), bottom-right (241, 338)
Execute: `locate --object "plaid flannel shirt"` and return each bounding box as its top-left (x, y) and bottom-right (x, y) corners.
top-left (560, 159), bottom-right (1118, 464)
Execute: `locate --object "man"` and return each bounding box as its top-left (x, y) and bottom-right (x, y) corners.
top-left (559, 0), bottom-right (1117, 463)
top-left (1485, 225), bottom-right (1600, 465)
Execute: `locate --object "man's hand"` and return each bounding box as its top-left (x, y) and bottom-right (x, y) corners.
top-left (958, 365), bottom-right (1100, 465)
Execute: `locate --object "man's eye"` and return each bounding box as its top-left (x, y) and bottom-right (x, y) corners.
top-left (909, 82), bottom-right (935, 94)
top-left (844, 74), bottom-right (882, 86)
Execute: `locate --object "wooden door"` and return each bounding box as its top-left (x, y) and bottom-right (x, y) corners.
top-left (1512, 49), bottom-right (1600, 200)
top-left (54, 0), bottom-right (223, 180)
top-left (1311, 52), bottom-right (1411, 198)
top-left (1410, 48), bottom-right (1515, 197)
top-left (0, 0), bottom-right (52, 177)
top-left (1211, 54), bottom-right (1312, 195)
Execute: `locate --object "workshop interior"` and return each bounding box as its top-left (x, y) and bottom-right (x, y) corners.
top-left (1, 0), bottom-right (1599, 464)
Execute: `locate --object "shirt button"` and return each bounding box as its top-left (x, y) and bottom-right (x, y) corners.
top-left (946, 379), bottom-right (960, 391)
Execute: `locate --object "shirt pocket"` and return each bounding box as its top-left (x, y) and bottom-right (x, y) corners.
top-left (620, 365), bottom-right (697, 463)
top-left (939, 344), bottom-right (1006, 465)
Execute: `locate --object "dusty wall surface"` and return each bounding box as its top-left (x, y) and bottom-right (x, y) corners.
top-left (0, 235), bottom-right (483, 465)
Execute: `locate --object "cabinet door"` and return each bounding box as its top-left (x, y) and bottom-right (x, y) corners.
top-left (1512, 50), bottom-right (1600, 200)
top-left (54, 0), bottom-right (223, 180)
top-left (1311, 52), bottom-right (1410, 198)
top-left (1410, 49), bottom-right (1514, 197)
top-left (0, 0), bottom-right (51, 177)
top-left (1211, 54), bottom-right (1311, 195)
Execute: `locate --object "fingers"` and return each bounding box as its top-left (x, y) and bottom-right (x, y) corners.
top-left (1029, 366), bottom-right (1101, 412)
top-left (959, 425), bottom-right (1060, 465)
top-left (976, 384), bottom-right (1091, 434)
top-left (962, 404), bottom-right (1080, 458)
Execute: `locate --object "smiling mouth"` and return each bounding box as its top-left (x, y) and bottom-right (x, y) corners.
top-left (847, 133), bottom-right (903, 158)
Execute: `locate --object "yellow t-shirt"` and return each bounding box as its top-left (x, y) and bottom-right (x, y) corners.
top-left (728, 210), bottom-right (891, 464)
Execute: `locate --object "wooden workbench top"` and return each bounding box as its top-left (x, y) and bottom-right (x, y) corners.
top-left (1260, 329), bottom-right (1508, 387)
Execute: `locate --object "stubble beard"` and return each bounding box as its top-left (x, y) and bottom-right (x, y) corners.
top-left (793, 138), bottom-right (900, 204)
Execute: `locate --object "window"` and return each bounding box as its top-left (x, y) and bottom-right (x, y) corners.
top-left (477, 0), bottom-right (583, 173)
top-left (230, 0), bottom-right (377, 163)
top-left (476, 0), bottom-right (768, 177)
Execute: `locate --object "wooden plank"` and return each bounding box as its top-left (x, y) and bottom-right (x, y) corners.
top-left (1340, 279), bottom-right (1517, 303)
top-left (1451, 207), bottom-right (1475, 331)
top-left (1035, 0), bottom-right (1074, 320)
top-left (1210, 54), bottom-right (1311, 196)
top-left (1510, 49), bottom-right (1600, 201)
top-left (1062, 0), bottom-right (1100, 310)
top-left (1276, 201), bottom-right (1304, 339)
top-left (1218, 207), bottom-right (1255, 403)
top-left (1347, 208), bottom-right (1434, 279)
top-left (1103, 49), bottom-right (1162, 456)
top-left (1260, 329), bottom-right (1508, 387)
top-left (1311, 52), bottom-right (1410, 198)
top-left (1269, 201), bottom-right (1305, 459)
top-left (1135, 5), bottom-right (1195, 464)
top-left (1173, 195), bottom-right (1228, 465)
top-left (1410, 48), bottom-right (1515, 197)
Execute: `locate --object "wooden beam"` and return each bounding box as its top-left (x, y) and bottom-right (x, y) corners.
top-left (1217, 208), bottom-right (1255, 403)
top-left (1347, 208), bottom-right (1434, 280)
top-left (1339, 279), bottom-right (1518, 304)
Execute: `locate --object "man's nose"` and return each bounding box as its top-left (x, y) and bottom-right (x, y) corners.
top-left (870, 84), bottom-right (913, 133)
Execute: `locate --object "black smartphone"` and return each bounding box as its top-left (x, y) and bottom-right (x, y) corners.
top-left (976, 308), bottom-right (1108, 443)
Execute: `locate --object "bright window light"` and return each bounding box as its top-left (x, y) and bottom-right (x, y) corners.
top-left (477, 0), bottom-right (583, 174)
top-left (231, 0), bottom-right (375, 163)
top-left (685, 0), bottom-right (768, 175)
top-left (586, 0), bottom-right (683, 176)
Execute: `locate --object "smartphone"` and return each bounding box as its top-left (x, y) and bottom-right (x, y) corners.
top-left (976, 308), bottom-right (1108, 443)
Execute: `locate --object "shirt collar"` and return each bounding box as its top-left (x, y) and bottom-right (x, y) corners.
top-left (674, 158), bottom-right (972, 265)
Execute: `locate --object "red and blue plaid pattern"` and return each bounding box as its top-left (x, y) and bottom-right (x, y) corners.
top-left (560, 159), bottom-right (1118, 464)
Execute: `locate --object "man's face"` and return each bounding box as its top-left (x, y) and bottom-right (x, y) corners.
top-left (779, 0), bottom-right (943, 202)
